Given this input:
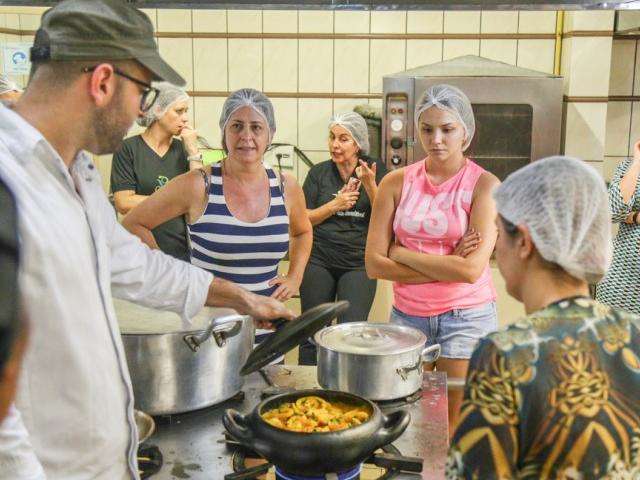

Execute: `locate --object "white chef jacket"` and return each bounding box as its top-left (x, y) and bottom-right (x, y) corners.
top-left (0, 104), bottom-right (214, 479)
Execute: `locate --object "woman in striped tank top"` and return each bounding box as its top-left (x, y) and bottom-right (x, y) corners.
top-left (123, 89), bottom-right (312, 342)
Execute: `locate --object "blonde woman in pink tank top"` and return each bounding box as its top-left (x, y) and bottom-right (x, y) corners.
top-left (365, 84), bottom-right (499, 435)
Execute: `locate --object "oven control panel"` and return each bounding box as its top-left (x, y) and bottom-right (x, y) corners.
top-left (385, 93), bottom-right (408, 170)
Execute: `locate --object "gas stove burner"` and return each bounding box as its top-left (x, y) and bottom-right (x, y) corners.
top-left (225, 440), bottom-right (421, 480)
top-left (374, 390), bottom-right (423, 411)
top-left (137, 445), bottom-right (162, 479)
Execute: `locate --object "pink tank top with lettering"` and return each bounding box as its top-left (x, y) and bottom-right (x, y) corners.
top-left (392, 159), bottom-right (496, 316)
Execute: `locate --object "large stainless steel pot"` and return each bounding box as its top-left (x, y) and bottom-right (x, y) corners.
top-left (315, 322), bottom-right (440, 401)
top-left (116, 300), bottom-right (255, 415)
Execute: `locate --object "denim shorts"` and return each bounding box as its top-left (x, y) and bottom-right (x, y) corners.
top-left (390, 302), bottom-right (498, 360)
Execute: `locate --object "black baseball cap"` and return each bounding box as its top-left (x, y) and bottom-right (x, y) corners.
top-left (29, 0), bottom-right (185, 87)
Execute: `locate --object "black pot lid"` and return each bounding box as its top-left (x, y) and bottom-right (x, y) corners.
top-left (240, 300), bottom-right (349, 376)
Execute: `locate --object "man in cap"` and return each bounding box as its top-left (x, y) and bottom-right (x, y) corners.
top-left (0, 1), bottom-right (293, 478)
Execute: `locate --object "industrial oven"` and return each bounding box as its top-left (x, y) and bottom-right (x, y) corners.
top-left (382, 55), bottom-right (564, 179)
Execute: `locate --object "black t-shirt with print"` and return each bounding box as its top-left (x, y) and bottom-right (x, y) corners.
top-left (303, 156), bottom-right (388, 270)
top-left (110, 135), bottom-right (190, 262)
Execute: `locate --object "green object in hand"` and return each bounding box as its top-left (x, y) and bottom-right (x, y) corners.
top-left (202, 149), bottom-right (225, 166)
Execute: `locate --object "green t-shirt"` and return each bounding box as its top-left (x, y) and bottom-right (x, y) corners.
top-left (110, 135), bottom-right (190, 262)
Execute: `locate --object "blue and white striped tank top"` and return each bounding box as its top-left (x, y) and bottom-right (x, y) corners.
top-left (189, 163), bottom-right (290, 296)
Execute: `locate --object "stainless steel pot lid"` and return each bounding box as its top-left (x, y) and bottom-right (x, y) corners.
top-left (314, 322), bottom-right (426, 355)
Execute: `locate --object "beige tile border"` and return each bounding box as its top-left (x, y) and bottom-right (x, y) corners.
top-left (0, 27), bottom-right (556, 40)
top-left (188, 91), bottom-right (382, 99)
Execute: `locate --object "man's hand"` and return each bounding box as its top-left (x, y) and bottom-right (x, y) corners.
top-left (205, 277), bottom-right (295, 328)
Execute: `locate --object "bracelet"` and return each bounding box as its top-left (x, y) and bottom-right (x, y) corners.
top-left (187, 152), bottom-right (203, 162)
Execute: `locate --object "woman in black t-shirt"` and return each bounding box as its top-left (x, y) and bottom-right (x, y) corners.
top-left (298, 112), bottom-right (387, 365)
top-left (110, 83), bottom-right (202, 262)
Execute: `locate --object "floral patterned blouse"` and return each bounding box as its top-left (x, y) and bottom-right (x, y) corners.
top-left (447, 296), bottom-right (640, 479)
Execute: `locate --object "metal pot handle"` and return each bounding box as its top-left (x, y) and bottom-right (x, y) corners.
top-left (421, 344), bottom-right (441, 364)
top-left (396, 344), bottom-right (442, 381)
top-left (223, 409), bottom-right (254, 446)
top-left (183, 314), bottom-right (250, 352)
top-left (373, 410), bottom-right (411, 447)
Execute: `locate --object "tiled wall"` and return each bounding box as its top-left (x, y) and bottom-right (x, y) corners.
top-left (1, 8), bottom-right (560, 192)
top-left (561, 11), bottom-right (615, 178)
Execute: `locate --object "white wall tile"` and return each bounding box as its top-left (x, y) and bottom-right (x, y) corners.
top-left (444, 11), bottom-right (480, 34)
top-left (443, 39), bottom-right (479, 60)
top-left (564, 102), bottom-right (608, 161)
top-left (480, 12), bottom-right (518, 34)
top-left (370, 40), bottom-right (406, 93)
top-left (158, 38), bottom-right (193, 90)
top-left (271, 98), bottom-right (298, 145)
top-left (605, 101), bottom-right (632, 157)
top-left (5, 14), bottom-right (19, 28)
top-left (18, 14), bottom-right (39, 30)
top-left (368, 98), bottom-right (383, 110)
top-left (634, 43), bottom-right (640, 95)
top-left (564, 11), bottom-right (614, 32)
top-left (609, 40), bottom-right (636, 96)
top-left (406, 40), bottom-right (443, 69)
top-left (228, 10), bottom-right (261, 33)
top-left (263, 10), bottom-right (297, 34)
top-left (228, 39), bottom-right (262, 91)
top-left (193, 39), bottom-right (227, 92)
top-left (333, 98), bottom-right (368, 116)
top-left (334, 39), bottom-right (369, 94)
top-left (157, 9), bottom-right (191, 32)
top-left (192, 10), bottom-right (226, 33)
top-left (406, 11), bottom-right (443, 34)
top-left (371, 11), bottom-right (406, 34)
top-left (584, 160), bottom-right (604, 178)
top-left (604, 156), bottom-right (626, 183)
top-left (299, 40), bottom-right (333, 93)
top-left (194, 97), bottom-right (226, 148)
top-left (298, 150), bottom-right (329, 183)
top-left (617, 11), bottom-right (640, 32)
top-left (480, 40), bottom-right (517, 65)
top-left (298, 99), bottom-right (333, 150)
top-left (335, 11), bottom-right (369, 34)
top-left (517, 39), bottom-right (555, 74)
top-left (518, 11), bottom-right (557, 34)
top-left (263, 39), bottom-right (297, 93)
top-left (298, 11), bottom-right (333, 34)
top-left (563, 37), bottom-right (612, 96)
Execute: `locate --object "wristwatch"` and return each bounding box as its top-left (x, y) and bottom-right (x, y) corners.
top-left (187, 152), bottom-right (203, 163)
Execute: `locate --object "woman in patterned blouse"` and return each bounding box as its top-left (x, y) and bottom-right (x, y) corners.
top-left (596, 139), bottom-right (640, 315)
top-left (447, 156), bottom-right (640, 479)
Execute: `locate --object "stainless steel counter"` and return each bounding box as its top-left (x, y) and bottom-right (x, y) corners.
top-left (145, 366), bottom-right (448, 479)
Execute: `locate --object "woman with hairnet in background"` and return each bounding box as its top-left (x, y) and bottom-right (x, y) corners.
top-left (122, 88), bottom-right (312, 347)
top-left (297, 112), bottom-right (388, 366)
top-left (446, 156), bottom-right (640, 480)
top-left (111, 82), bottom-right (202, 262)
top-left (366, 84), bottom-right (499, 434)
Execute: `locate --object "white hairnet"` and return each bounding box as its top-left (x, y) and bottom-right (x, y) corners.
top-left (136, 82), bottom-right (189, 128)
top-left (494, 156), bottom-right (612, 284)
top-left (414, 84), bottom-right (475, 151)
top-left (329, 112), bottom-right (370, 155)
top-left (0, 75), bottom-right (22, 95)
top-left (219, 88), bottom-right (276, 152)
